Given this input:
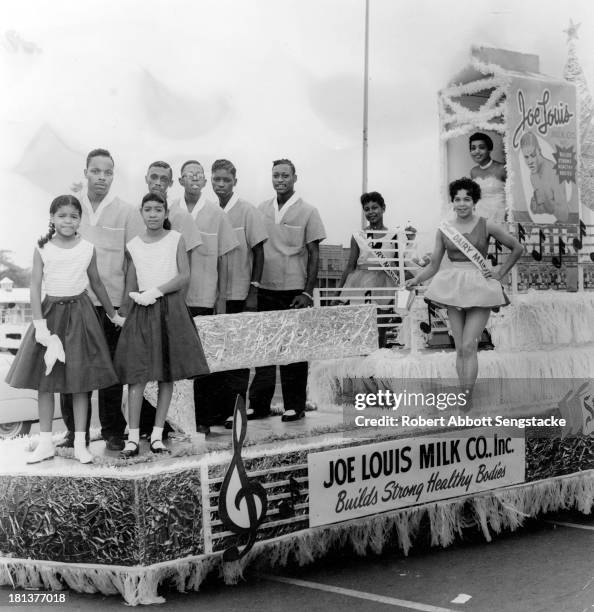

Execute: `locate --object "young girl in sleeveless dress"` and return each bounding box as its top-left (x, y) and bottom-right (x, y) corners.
top-left (114, 192), bottom-right (209, 457)
top-left (336, 192), bottom-right (400, 347)
top-left (5, 195), bottom-right (123, 464)
top-left (406, 178), bottom-right (522, 398)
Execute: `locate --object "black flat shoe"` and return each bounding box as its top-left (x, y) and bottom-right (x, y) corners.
top-left (150, 440), bottom-right (170, 454)
top-left (120, 441), bottom-right (139, 458)
top-left (226, 408), bottom-right (257, 428)
top-left (106, 436), bottom-right (125, 451)
top-left (281, 410), bottom-right (305, 422)
top-left (55, 437), bottom-right (74, 449)
top-left (247, 409), bottom-right (269, 421)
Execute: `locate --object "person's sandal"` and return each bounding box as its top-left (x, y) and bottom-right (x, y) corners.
top-left (120, 441), bottom-right (139, 458)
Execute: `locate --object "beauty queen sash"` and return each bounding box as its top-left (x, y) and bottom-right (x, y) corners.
top-left (358, 229), bottom-right (400, 285)
top-left (438, 221), bottom-right (490, 274)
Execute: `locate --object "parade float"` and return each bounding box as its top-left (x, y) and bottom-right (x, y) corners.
top-left (1, 43), bottom-right (593, 606)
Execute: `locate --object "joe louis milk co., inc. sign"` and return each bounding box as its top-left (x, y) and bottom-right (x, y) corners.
top-left (307, 429), bottom-right (525, 527)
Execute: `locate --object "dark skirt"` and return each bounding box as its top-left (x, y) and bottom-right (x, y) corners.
top-left (5, 292), bottom-right (119, 393)
top-left (114, 290), bottom-right (209, 384)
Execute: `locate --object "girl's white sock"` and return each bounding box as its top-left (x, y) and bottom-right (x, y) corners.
top-left (74, 432), bottom-right (93, 464)
top-left (39, 431), bottom-right (53, 447)
top-left (128, 429), bottom-right (140, 445)
top-left (151, 426), bottom-right (164, 444)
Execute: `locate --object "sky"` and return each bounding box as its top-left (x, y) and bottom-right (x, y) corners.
top-left (2, 0), bottom-right (594, 267)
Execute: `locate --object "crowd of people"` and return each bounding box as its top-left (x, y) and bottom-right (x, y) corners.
top-left (5, 140), bottom-right (523, 464)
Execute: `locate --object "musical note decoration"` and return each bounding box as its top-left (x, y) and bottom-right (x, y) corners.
top-left (573, 220), bottom-right (586, 250)
top-left (488, 240), bottom-right (502, 266)
top-left (531, 229), bottom-right (545, 261)
top-left (420, 299), bottom-right (449, 334)
top-left (552, 237), bottom-right (566, 268)
top-left (277, 477), bottom-right (301, 519)
top-left (419, 298), bottom-right (435, 334)
top-left (517, 223), bottom-right (526, 243)
top-left (218, 395), bottom-right (268, 562)
top-left (557, 380), bottom-right (594, 439)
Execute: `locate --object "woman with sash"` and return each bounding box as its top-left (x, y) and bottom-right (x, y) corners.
top-left (406, 178), bottom-right (522, 397)
top-left (336, 191), bottom-right (400, 347)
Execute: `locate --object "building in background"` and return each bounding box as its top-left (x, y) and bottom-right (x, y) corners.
top-left (317, 244), bottom-right (350, 289)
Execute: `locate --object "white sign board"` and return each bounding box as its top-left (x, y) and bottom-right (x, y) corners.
top-left (308, 429), bottom-right (525, 527)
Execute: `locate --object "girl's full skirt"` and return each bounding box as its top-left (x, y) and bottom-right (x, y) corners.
top-left (114, 290), bottom-right (209, 384)
top-left (5, 292), bottom-right (118, 393)
top-left (339, 268), bottom-right (396, 307)
top-left (424, 261), bottom-right (508, 310)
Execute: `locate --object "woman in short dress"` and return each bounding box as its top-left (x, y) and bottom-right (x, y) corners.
top-left (406, 178), bottom-right (522, 396)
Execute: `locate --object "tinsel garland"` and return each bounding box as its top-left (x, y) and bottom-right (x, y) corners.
top-left (0, 470), bottom-right (204, 565)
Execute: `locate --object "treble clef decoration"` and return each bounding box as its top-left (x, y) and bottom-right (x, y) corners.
top-left (218, 395), bottom-right (268, 562)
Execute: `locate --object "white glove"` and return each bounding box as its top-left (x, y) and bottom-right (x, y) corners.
top-left (129, 291), bottom-right (143, 305)
top-left (130, 288), bottom-right (162, 307)
top-left (44, 334), bottom-right (65, 375)
top-left (140, 287), bottom-right (163, 305)
top-left (108, 312), bottom-right (126, 327)
top-left (33, 319), bottom-right (51, 346)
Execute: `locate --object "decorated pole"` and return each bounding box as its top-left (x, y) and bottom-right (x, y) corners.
top-left (361, 0), bottom-right (370, 228)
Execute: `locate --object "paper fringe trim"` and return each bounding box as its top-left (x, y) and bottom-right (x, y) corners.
top-left (1, 470), bottom-right (591, 606)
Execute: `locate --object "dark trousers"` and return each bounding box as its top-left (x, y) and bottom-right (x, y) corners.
top-left (216, 300), bottom-right (250, 420)
top-left (189, 306), bottom-right (217, 428)
top-left (248, 289), bottom-right (308, 416)
top-left (60, 306), bottom-right (126, 440)
top-left (190, 302), bottom-right (251, 426)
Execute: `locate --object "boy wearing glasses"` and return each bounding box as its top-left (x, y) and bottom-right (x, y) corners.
top-left (170, 160), bottom-right (238, 434)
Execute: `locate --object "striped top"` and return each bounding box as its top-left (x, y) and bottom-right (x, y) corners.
top-left (127, 231), bottom-right (181, 291)
top-left (38, 239), bottom-right (94, 297)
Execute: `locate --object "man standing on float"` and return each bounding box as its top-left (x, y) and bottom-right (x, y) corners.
top-left (170, 160), bottom-right (238, 434)
top-left (59, 148), bottom-right (144, 452)
top-left (248, 159), bottom-right (326, 422)
top-left (210, 159), bottom-right (268, 428)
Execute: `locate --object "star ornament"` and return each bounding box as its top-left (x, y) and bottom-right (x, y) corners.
top-left (564, 19), bottom-right (581, 42)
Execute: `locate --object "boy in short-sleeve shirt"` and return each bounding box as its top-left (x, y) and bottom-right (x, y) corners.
top-left (60, 149), bottom-right (141, 451)
top-left (172, 160), bottom-right (239, 433)
top-left (209, 159), bottom-right (268, 430)
top-left (249, 159), bottom-right (326, 422)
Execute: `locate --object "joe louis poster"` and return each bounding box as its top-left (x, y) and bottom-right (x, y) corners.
top-left (508, 75), bottom-right (580, 226)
